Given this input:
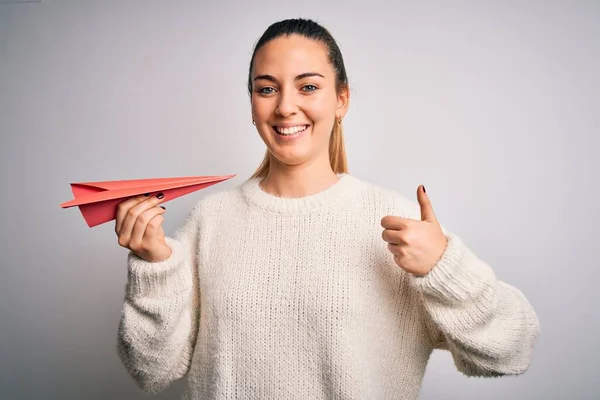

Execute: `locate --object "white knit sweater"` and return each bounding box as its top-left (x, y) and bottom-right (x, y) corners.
top-left (117, 174), bottom-right (539, 399)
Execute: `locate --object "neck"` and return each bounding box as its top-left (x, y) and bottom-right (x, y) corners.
top-left (259, 155), bottom-right (340, 198)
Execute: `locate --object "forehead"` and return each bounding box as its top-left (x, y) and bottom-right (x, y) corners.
top-left (252, 34), bottom-right (332, 77)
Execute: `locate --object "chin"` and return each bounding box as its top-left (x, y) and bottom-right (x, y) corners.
top-left (271, 144), bottom-right (331, 169)
top-left (271, 152), bottom-right (310, 167)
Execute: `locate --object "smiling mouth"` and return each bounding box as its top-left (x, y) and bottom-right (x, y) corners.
top-left (272, 125), bottom-right (309, 136)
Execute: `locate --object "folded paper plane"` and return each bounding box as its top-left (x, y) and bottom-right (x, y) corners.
top-left (60, 174), bottom-right (236, 227)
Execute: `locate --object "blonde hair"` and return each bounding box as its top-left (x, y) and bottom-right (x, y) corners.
top-left (249, 119), bottom-right (348, 179)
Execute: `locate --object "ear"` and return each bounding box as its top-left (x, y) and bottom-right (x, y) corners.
top-left (336, 85), bottom-right (350, 119)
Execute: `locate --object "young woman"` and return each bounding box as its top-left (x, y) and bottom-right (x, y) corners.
top-left (115, 18), bottom-right (539, 399)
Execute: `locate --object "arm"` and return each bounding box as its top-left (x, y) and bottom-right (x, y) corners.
top-left (411, 231), bottom-right (540, 377)
top-left (116, 204), bottom-right (202, 393)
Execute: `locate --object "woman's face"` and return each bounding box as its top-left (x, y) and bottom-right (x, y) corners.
top-left (251, 34), bottom-right (349, 170)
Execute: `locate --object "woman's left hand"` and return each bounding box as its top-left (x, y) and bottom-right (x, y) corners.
top-left (381, 185), bottom-right (448, 276)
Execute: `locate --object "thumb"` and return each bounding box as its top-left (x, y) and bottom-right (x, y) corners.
top-left (417, 185), bottom-right (437, 223)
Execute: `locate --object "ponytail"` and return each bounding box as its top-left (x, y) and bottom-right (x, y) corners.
top-left (329, 118), bottom-right (348, 175)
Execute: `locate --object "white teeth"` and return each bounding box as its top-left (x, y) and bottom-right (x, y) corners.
top-left (275, 125), bottom-right (307, 135)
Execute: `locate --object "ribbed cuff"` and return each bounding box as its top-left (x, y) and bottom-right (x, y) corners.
top-left (410, 233), bottom-right (496, 303)
top-left (126, 237), bottom-right (191, 298)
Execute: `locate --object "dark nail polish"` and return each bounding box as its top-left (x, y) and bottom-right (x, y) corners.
top-left (422, 185), bottom-right (426, 193)
top-left (160, 206), bottom-right (166, 210)
top-left (144, 193), bottom-right (150, 197)
top-left (156, 192), bottom-right (164, 199)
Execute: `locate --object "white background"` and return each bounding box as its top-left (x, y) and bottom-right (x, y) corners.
top-left (1, 0), bottom-right (598, 398)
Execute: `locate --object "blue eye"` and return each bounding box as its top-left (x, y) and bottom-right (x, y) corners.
top-left (302, 84), bottom-right (317, 92)
top-left (259, 87), bottom-right (276, 95)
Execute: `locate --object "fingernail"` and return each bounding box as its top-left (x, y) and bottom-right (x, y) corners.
top-left (160, 206), bottom-right (166, 210)
top-left (156, 192), bottom-right (164, 199)
top-left (422, 185), bottom-right (426, 193)
top-left (144, 193), bottom-right (150, 197)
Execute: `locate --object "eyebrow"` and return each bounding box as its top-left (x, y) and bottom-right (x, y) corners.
top-left (253, 72), bottom-right (325, 82)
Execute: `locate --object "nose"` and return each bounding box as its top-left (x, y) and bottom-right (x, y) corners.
top-left (275, 88), bottom-right (298, 117)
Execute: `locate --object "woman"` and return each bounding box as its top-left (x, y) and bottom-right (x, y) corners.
top-left (115, 18), bottom-right (539, 399)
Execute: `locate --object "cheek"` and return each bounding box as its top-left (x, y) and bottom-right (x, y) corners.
top-left (305, 96), bottom-right (336, 123)
top-left (251, 97), bottom-right (272, 119)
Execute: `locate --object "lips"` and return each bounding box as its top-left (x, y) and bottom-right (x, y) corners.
top-left (273, 125), bottom-right (309, 136)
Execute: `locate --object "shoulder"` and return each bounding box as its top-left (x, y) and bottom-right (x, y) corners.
top-left (187, 179), bottom-right (246, 218)
top-left (348, 175), bottom-right (421, 219)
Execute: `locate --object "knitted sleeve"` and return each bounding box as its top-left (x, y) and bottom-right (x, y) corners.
top-left (411, 230), bottom-right (540, 377)
top-left (116, 203), bottom-right (202, 393)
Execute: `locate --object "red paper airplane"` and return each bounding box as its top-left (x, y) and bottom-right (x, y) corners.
top-left (60, 174), bottom-right (236, 227)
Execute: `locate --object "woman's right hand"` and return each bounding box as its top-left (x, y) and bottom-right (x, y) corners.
top-left (115, 193), bottom-right (171, 262)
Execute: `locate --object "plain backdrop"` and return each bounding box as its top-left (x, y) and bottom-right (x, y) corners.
top-left (1, 0), bottom-right (598, 399)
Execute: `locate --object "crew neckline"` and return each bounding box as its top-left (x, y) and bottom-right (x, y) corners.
top-left (241, 173), bottom-right (361, 215)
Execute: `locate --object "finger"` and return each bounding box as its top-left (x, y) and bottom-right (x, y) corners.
top-left (120, 194), bottom-right (165, 242)
top-left (115, 193), bottom-right (153, 234)
top-left (118, 193), bottom-right (165, 245)
top-left (144, 213), bottom-right (165, 241)
top-left (393, 254), bottom-right (406, 269)
top-left (382, 228), bottom-right (399, 245)
top-left (417, 185), bottom-right (438, 223)
top-left (381, 215), bottom-right (413, 230)
top-left (129, 207), bottom-right (166, 251)
top-left (382, 228), bottom-right (410, 245)
top-left (387, 242), bottom-right (404, 256)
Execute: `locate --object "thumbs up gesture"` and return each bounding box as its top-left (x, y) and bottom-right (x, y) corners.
top-left (381, 185), bottom-right (448, 276)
